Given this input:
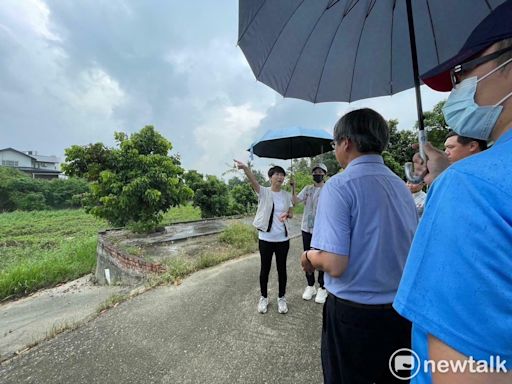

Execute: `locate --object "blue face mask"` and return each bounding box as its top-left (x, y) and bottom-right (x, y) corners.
top-left (442, 58), bottom-right (512, 140)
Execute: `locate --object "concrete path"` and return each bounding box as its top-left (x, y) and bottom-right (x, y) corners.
top-left (0, 237), bottom-right (324, 384)
top-left (0, 275), bottom-right (125, 361)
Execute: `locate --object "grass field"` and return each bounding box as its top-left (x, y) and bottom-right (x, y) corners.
top-left (0, 204), bottom-right (202, 301)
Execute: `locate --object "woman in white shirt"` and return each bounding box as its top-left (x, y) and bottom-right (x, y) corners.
top-left (234, 160), bottom-right (293, 314)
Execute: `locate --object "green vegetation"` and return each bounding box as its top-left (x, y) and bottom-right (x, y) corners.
top-left (218, 222), bottom-right (258, 252)
top-left (159, 223), bottom-right (258, 284)
top-left (96, 293), bottom-right (130, 313)
top-left (0, 205), bottom-right (241, 301)
top-left (63, 126), bottom-right (192, 232)
top-left (0, 210), bottom-right (106, 300)
top-left (161, 204), bottom-right (201, 225)
top-left (185, 170), bottom-right (258, 218)
top-left (0, 167), bottom-right (89, 212)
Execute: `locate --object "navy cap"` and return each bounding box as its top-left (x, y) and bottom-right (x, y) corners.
top-left (422, 0), bottom-right (512, 92)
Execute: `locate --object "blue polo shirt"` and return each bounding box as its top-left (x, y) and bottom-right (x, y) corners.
top-left (311, 155), bottom-right (418, 304)
top-left (394, 128), bottom-right (512, 382)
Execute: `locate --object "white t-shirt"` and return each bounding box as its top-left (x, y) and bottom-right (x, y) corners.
top-left (297, 185), bottom-right (323, 233)
top-left (258, 190), bottom-right (292, 242)
top-left (412, 190), bottom-right (427, 218)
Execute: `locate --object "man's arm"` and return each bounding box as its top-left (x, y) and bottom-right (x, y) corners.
top-left (428, 335), bottom-right (511, 384)
top-left (301, 249), bottom-right (348, 278)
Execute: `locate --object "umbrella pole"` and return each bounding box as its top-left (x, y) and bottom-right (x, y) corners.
top-left (404, 0), bottom-right (428, 184)
top-left (406, 0), bottom-right (427, 162)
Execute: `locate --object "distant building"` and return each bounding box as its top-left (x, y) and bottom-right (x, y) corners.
top-left (0, 147), bottom-right (61, 179)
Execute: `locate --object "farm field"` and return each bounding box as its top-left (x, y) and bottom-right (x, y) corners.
top-left (0, 205), bottom-right (202, 301)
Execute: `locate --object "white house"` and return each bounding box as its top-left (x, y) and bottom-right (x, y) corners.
top-left (0, 148), bottom-right (61, 179)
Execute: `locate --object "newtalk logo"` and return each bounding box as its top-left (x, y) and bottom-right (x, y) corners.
top-left (389, 348), bottom-right (508, 380)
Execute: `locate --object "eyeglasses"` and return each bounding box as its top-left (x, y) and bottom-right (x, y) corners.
top-left (450, 45), bottom-right (512, 87)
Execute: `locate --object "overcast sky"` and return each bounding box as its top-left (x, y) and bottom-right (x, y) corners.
top-left (0, 0), bottom-right (447, 177)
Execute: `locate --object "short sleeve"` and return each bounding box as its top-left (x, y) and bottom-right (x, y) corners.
top-left (297, 186), bottom-right (308, 202)
top-left (394, 169), bottom-right (512, 365)
top-left (310, 181), bottom-right (351, 256)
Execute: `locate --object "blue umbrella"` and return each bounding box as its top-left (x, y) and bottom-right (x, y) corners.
top-left (238, 0), bottom-right (506, 181)
top-left (248, 127), bottom-right (333, 160)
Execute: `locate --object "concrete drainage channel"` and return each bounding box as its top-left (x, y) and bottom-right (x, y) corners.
top-left (96, 219), bottom-right (234, 286)
top-left (0, 217), bottom-right (247, 363)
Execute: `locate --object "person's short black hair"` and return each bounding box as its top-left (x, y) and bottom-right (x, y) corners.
top-left (446, 130), bottom-right (487, 151)
top-left (268, 165), bottom-right (286, 178)
top-left (333, 108), bottom-right (389, 154)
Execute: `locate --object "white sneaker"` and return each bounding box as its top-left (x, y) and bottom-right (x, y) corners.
top-left (258, 296), bottom-right (268, 314)
top-left (302, 285), bottom-right (317, 300)
top-left (277, 296), bottom-right (288, 314)
top-left (315, 288), bottom-right (328, 304)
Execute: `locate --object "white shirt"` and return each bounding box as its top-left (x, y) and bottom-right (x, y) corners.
top-left (412, 190), bottom-right (427, 218)
top-left (258, 190), bottom-right (292, 242)
top-left (297, 185), bottom-right (323, 233)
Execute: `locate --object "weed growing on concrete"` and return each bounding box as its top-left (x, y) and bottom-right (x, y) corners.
top-left (96, 293), bottom-right (130, 314)
top-left (218, 223), bottom-right (258, 253)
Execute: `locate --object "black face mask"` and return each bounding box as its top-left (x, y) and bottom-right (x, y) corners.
top-left (313, 174), bottom-right (324, 183)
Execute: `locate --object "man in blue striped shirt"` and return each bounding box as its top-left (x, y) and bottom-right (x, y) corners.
top-left (301, 108), bottom-right (418, 383)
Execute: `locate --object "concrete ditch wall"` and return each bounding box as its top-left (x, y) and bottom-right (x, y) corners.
top-left (95, 230), bottom-right (166, 286)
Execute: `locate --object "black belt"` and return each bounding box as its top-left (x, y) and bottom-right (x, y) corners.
top-left (328, 293), bottom-right (394, 309)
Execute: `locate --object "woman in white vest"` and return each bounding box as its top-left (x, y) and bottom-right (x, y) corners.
top-left (234, 160), bottom-right (293, 314)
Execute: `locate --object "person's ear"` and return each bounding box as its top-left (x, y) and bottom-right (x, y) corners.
top-left (469, 141), bottom-right (479, 153)
top-left (343, 138), bottom-right (351, 151)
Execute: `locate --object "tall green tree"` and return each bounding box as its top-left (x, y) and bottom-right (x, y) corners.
top-left (384, 118), bottom-right (416, 178)
top-left (62, 143), bottom-right (114, 181)
top-left (73, 126), bottom-right (192, 232)
top-left (184, 170), bottom-right (205, 192)
top-left (416, 100), bottom-right (449, 149)
top-left (229, 182), bottom-right (258, 215)
top-left (192, 175), bottom-right (230, 218)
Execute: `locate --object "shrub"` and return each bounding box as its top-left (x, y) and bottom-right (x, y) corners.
top-left (219, 223), bottom-right (258, 251)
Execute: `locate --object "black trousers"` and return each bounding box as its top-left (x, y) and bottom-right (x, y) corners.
top-left (301, 231), bottom-right (324, 288)
top-left (322, 294), bottom-right (411, 384)
top-left (259, 239), bottom-right (289, 298)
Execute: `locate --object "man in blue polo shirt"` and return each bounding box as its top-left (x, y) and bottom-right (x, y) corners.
top-left (394, 2), bottom-right (512, 382)
top-left (301, 108), bottom-right (418, 383)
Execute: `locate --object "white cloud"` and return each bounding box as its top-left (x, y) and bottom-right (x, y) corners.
top-left (68, 67), bottom-right (125, 118)
top-left (0, 0), bottom-right (59, 42)
top-left (192, 103), bottom-right (267, 175)
top-left (0, 0), bottom-right (448, 176)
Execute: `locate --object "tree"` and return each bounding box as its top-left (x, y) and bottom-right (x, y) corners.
top-left (229, 182), bottom-right (258, 215)
top-left (75, 126), bottom-right (192, 232)
top-left (384, 119), bottom-right (416, 178)
top-left (420, 100), bottom-right (449, 149)
top-left (43, 178), bottom-right (90, 209)
top-left (61, 143), bottom-right (114, 181)
top-left (382, 151), bottom-right (404, 179)
top-left (192, 175), bottom-right (230, 218)
top-left (316, 151), bottom-right (340, 175)
top-left (184, 170), bottom-right (204, 192)
top-left (0, 167), bottom-right (88, 211)
top-left (227, 176), bottom-right (244, 189)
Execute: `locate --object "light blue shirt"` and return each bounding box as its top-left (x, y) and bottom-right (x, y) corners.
top-left (394, 128), bottom-right (512, 382)
top-left (311, 155), bottom-right (418, 304)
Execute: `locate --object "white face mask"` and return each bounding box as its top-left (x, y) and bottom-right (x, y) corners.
top-left (442, 57), bottom-right (512, 140)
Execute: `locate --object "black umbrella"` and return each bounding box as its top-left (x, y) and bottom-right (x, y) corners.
top-left (238, 0), bottom-right (505, 180)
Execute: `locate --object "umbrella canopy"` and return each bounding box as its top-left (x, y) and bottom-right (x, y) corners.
top-left (238, 0), bottom-right (505, 103)
top-left (248, 127), bottom-right (333, 160)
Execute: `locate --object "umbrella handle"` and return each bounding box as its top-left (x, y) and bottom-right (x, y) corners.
top-left (404, 129), bottom-right (427, 184)
top-left (404, 162), bottom-right (426, 184)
